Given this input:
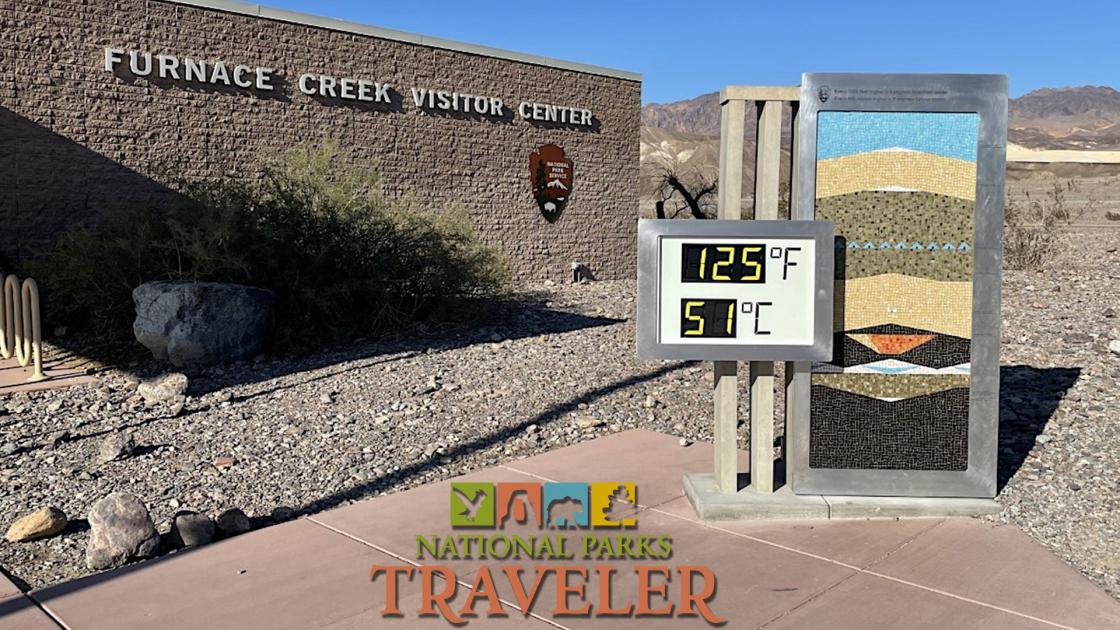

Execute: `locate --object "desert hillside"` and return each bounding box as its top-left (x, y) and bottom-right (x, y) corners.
top-left (639, 86), bottom-right (1120, 221)
top-left (1009, 86), bottom-right (1120, 150)
top-left (642, 86), bottom-right (1120, 150)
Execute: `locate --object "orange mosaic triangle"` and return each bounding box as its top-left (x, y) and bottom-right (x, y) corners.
top-left (847, 333), bottom-right (936, 355)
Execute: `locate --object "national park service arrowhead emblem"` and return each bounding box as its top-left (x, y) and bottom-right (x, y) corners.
top-left (529, 144), bottom-right (573, 223)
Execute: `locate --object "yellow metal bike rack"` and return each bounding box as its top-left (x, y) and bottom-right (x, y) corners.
top-left (0, 274), bottom-right (45, 382)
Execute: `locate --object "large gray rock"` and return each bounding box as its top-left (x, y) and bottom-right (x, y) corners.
top-left (133, 281), bottom-right (273, 367)
top-left (86, 492), bottom-right (160, 570)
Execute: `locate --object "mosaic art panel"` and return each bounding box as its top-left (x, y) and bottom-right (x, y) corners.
top-left (809, 385), bottom-right (970, 470)
top-left (810, 111), bottom-right (978, 472)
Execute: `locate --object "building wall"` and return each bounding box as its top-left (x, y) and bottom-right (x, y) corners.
top-left (0, 0), bottom-right (641, 281)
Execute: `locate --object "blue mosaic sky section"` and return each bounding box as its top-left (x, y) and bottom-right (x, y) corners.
top-left (818, 112), bottom-right (979, 162)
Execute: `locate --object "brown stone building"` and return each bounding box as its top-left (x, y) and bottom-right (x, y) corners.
top-left (0, 0), bottom-right (641, 280)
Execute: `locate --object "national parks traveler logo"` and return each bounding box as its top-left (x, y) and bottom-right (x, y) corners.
top-left (529, 144), bottom-right (574, 223)
top-left (370, 479), bottom-right (726, 624)
top-left (450, 481), bottom-right (637, 528)
top-left (818, 85), bottom-right (831, 103)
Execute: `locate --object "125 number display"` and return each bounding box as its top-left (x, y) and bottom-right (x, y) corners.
top-left (681, 243), bottom-right (766, 283)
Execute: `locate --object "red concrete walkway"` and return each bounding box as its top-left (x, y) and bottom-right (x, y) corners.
top-left (4, 430), bottom-right (1119, 629)
top-left (0, 355), bottom-right (93, 395)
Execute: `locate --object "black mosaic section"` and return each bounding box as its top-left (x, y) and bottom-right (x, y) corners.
top-left (829, 324), bottom-right (971, 369)
top-left (809, 385), bottom-right (970, 471)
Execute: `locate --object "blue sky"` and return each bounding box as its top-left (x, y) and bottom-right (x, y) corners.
top-left (264, 0), bottom-right (1117, 104)
top-left (818, 113), bottom-right (978, 161)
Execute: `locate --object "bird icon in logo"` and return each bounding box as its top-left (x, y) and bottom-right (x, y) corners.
top-left (449, 483), bottom-right (496, 526)
top-left (452, 487), bottom-right (487, 521)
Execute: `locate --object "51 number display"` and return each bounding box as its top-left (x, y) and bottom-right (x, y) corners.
top-left (680, 299), bottom-right (773, 338)
top-left (680, 299), bottom-right (736, 338)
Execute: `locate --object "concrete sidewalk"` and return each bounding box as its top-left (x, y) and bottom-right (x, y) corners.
top-left (0, 355), bottom-right (93, 395)
top-left (4, 430), bottom-right (1119, 629)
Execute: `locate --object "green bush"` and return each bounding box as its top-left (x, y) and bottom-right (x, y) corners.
top-left (29, 142), bottom-right (508, 346)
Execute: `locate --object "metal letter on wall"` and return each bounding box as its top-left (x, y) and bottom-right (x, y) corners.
top-left (791, 74), bottom-right (1007, 498)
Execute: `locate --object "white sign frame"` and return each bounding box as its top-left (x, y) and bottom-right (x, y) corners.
top-left (636, 219), bottom-right (834, 362)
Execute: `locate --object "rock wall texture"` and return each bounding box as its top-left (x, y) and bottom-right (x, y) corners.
top-left (0, 0), bottom-right (641, 281)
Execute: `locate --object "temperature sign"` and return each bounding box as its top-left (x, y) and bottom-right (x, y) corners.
top-left (636, 219), bottom-right (834, 362)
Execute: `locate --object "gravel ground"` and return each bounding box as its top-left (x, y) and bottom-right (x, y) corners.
top-left (2, 231), bottom-right (1120, 599)
top-left (990, 230), bottom-right (1120, 597)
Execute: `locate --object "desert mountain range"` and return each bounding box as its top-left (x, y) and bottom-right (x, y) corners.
top-left (642, 86), bottom-right (1120, 150)
top-left (639, 86), bottom-right (1120, 199)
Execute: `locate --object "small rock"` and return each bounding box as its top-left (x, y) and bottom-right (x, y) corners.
top-left (575, 415), bottom-right (604, 429)
top-left (95, 431), bottom-right (136, 465)
top-left (1, 442), bottom-right (19, 456)
top-left (319, 393), bottom-right (334, 404)
top-left (643, 396), bottom-right (657, 409)
top-left (216, 508), bottom-right (252, 536)
top-left (48, 430), bottom-right (70, 447)
top-left (168, 401), bottom-right (185, 417)
top-left (1109, 340), bottom-right (1120, 356)
top-left (271, 506), bottom-right (295, 522)
top-left (172, 512), bottom-right (215, 547)
top-left (526, 424), bottom-right (540, 435)
top-left (86, 492), bottom-right (160, 570)
top-left (5, 507), bottom-right (68, 542)
top-left (1104, 307), bottom-right (1117, 319)
top-left (137, 373), bottom-right (189, 404)
top-left (213, 456), bottom-right (236, 469)
top-left (679, 438), bottom-right (691, 447)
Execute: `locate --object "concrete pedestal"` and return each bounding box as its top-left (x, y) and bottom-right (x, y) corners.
top-left (683, 473), bottom-right (1002, 521)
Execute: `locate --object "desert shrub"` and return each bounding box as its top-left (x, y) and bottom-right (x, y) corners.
top-left (1106, 211), bottom-right (1120, 222)
top-left (1003, 190), bottom-right (1058, 271)
top-left (29, 142), bottom-right (507, 346)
